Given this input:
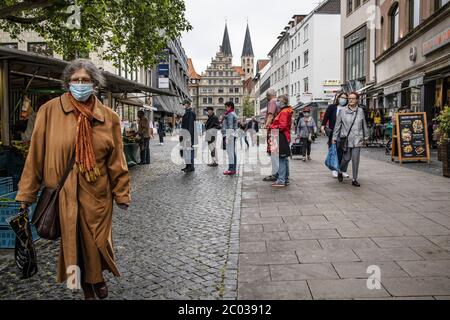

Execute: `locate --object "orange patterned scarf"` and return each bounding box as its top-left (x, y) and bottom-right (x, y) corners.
top-left (67, 93), bottom-right (101, 183)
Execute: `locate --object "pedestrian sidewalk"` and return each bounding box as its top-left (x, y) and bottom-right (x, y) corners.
top-left (237, 139), bottom-right (450, 300)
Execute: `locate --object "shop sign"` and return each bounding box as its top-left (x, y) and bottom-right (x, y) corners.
top-left (384, 82), bottom-right (402, 96)
top-left (423, 27), bottom-right (450, 56)
top-left (409, 76), bottom-right (423, 87)
top-left (323, 80), bottom-right (340, 86)
top-left (158, 78), bottom-right (169, 89)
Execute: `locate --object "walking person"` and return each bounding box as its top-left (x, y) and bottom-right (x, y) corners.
top-left (263, 89), bottom-right (280, 182)
top-left (246, 117), bottom-right (259, 146)
top-left (296, 107), bottom-right (317, 162)
top-left (158, 118), bottom-right (165, 146)
top-left (222, 101), bottom-right (238, 176)
top-left (321, 92), bottom-right (350, 178)
top-left (332, 92), bottom-right (368, 187)
top-left (270, 95), bottom-right (293, 187)
top-left (205, 107), bottom-right (221, 167)
top-left (238, 121), bottom-right (249, 149)
top-left (180, 100), bottom-right (196, 172)
top-left (137, 110), bottom-right (150, 165)
top-left (16, 59), bottom-right (130, 300)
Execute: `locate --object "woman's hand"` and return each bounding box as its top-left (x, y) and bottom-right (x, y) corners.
top-left (20, 202), bottom-right (30, 210)
top-left (332, 140), bottom-right (337, 145)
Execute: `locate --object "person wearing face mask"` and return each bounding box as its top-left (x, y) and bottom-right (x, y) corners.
top-left (322, 92), bottom-right (350, 178)
top-left (296, 107), bottom-right (317, 161)
top-left (15, 59), bottom-right (131, 300)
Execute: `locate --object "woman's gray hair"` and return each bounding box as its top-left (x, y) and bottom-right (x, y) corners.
top-left (61, 59), bottom-right (106, 88)
top-left (278, 94), bottom-right (289, 106)
top-left (267, 89), bottom-right (276, 98)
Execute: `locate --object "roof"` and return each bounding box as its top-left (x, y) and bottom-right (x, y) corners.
top-left (316, 0), bottom-right (340, 14)
top-left (256, 60), bottom-right (270, 73)
top-left (0, 47), bottom-right (177, 96)
top-left (221, 24), bottom-right (232, 56)
top-left (233, 66), bottom-right (245, 76)
top-left (241, 24), bottom-right (254, 57)
top-left (243, 77), bottom-right (254, 93)
top-left (187, 58), bottom-right (201, 80)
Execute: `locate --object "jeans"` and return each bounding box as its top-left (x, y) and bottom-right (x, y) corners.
top-left (271, 152), bottom-right (279, 177)
top-left (208, 141), bottom-right (217, 163)
top-left (226, 137), bottom-right (237, 171)
top-left (277, 156), bottom-right (289, 184)
top-left (300, 137), bottom-right (311, 157)
top-left (183, 146), bottom-right (195, 166)
top-left (140, 138), bottom-right (150, 164)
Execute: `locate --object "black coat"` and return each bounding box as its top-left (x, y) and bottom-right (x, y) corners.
top-left (322, 104), bottom-right (338, 131)
top-left (181, 108), bottom-right (196, 146)
top-left (205, 114), bottom-right (220, 144)
top-left (246, 120), bottom-right (259, 133)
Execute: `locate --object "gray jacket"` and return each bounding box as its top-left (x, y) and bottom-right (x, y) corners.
top-left (221, 111), bottom-right (238, 137)
top-left (333, 106), bottom-right (368, 148)
top-left (296, 116), bottom-right (317, 138)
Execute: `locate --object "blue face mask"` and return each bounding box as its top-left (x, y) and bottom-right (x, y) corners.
top-left (339, 98), bottom-right (348, 106)
top-left (69, 83), bottom-right (94, 102)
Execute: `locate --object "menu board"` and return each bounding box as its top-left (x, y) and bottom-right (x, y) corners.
top-left (394, 112), bottom-right (430, 163)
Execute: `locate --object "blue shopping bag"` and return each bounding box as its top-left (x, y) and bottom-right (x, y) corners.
top-left (325, 144), bottom-right (340, 171)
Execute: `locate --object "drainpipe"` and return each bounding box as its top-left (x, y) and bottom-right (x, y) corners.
top-left (1, 60), bottom-right (10, 146)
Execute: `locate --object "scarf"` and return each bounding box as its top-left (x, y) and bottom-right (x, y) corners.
top-left (67, 93), bottom-right (101, 183)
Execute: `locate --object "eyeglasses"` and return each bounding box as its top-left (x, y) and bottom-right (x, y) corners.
top-left (70, 78), bottom-right (93, 84)
top-left (348, 98), bottom-right (358, 100)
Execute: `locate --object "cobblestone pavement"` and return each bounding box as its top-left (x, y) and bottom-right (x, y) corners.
top-left (0, 137), bottom-right (240, 300)
top-left (238, 137), bottom-right (450, 300)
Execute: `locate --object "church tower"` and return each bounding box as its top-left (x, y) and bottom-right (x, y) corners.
top-left (221, 23), bottom-right (232, 57)
top-left (241, 23), bottom-right (254, 79)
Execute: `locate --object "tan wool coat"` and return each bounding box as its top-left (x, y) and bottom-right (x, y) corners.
top-left (16, 93), bottom-right (131, 284)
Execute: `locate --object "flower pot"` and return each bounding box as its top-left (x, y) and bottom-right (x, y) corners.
top-left (442, 140), bottom-right (450, 178)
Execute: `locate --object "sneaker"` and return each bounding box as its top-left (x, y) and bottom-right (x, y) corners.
top-left (263, 175), bottom-right (277, 182)
top-left (307, 155), bottom-right (311, 161)
top-left (211, 163), bottom-right (219, 167)
top-left (271, 182), bottom-right (286, 188)
top-left (352, 180), bottom-right (361, 187)
top-left (224, 170), bottom-right (237, 176)
top-left (301, 156), bottom-right (306, 162)
top-left (342, 173), bottom-right (350, 178)
top-left (332, 171), bottom-right (338, 178)
top-left (285, 180), bottom-right (290, 186)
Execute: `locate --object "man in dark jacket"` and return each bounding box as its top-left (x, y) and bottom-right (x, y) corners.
top-left (180, 100), bottom-right (196, 172)
top-left (246, 117), bottom-right (259, 146)
top-left (205, 107), bottom-right (221, 167)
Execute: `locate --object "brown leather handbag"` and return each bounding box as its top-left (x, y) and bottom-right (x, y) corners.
top-left (31, 153), bottom-right (75, 240)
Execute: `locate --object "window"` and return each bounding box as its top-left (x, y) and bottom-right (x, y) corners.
top-left (294, 59), bottom-right (298, 71)
top-left (235, 88), bottom-right (239, 93)
top-left (355, 0), bottom-right (361, 8)
top-left (229, 88), bottom-right (233, 93)
top-left (390, 3), bottom-right (400, 45)
top-left (27, 42), bottom-right (53, 56)
top-left (208, 98), bottom-right (213, 104)
top-left (304, 50), bottom-right (309, 66)
top-left (304, 77), bottom-right (309, 92)
top-left (219, 98), bottom-right (224, 104)
top-left (347, 0), bottom-right (353, 14)
top-left (345, 40), bottom-right (366, 81)
top-left (304, 25), bottom-right (309, 42)
top-left (235, 98), bottom-right (239, 104)
top-left (1, 43), bottom-right (18, 49)
top-left (408, 0), bottom-right (420, 31)
top-left (203, 98), bottom-right (207, 104)
top-left (291, 84), bottom-right (294, 95)
top-left (435, 0), bottom-right (450, 11)
top-left (291, 62), bottom-right (294, 73)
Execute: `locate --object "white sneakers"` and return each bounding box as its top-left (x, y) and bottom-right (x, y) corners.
top-left (332, 171), bottom-right (349, 178)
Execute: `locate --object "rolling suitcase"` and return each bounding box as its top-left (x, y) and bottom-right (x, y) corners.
top-left (291, 138), bottom-right (303, 155)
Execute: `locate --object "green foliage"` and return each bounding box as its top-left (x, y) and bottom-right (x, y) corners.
top-left (0, 0), bottom-right (192, 67)
top-left (242, 95), bottom-right (254, 118)
top-left (435, 106), bottom-right (450, 144)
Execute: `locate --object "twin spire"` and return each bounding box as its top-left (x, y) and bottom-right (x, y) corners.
top-left (220, 23), bottom-right (254, 58)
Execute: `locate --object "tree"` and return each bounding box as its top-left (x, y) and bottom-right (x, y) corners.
top-left (242, 95), bottom-right (254, 118)
top-left (0, 0), bottom-right (192, 67)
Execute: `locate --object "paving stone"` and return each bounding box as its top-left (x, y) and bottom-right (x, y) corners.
top-left (240, 231), bottom-right (290, 242)
top-left (266, 240), bottom-right (321, 252)
top-left (238, 266), bottom-right (271, 283)
top-left (289, 229), bottom-right (341, 240)
top-left (353, 248), bottom-right (424, 261)
top-left (270, 264), bottom-right (339, 281)
top-left (410, 247), bottom-right (450, 260)
top-left (319, 238), bottom-right (378, 250)
top-left (397, 260), bottom-right (450, 277)
top-left (238, 281), bottom-right (312, 300)
top-left (332, 261), bottom-right (410, 279)
top-left (239, 252), bottom-right (299, 266)
top-left (382, 277), bottom-right (450, 297)
top-left (371, 236), bottom-right (439, 248)
top-left (308, 279), bottom-right (391, 299)
top-left (239, 242), bottom-right (267, 253)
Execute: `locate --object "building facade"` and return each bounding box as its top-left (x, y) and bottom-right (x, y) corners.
top-left (289, 0), bottom-right (341, 107)
top-left (373, 0), bottom-right (449, 122)
top-left (268, 31), bottom-right (291, 99)
top-left (254, 60), bottom-right (271, 116)
top-left (340, 0), bottom-right (377, 107)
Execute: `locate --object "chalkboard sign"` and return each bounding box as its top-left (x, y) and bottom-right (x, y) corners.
top-left (392, 112), bottom-right (430, 164)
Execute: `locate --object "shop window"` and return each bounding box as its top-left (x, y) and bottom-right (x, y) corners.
top-left (0, 43), bottom-right (18, 49)
top-left (27, 42), bottom-right (53, 56)
top-left (389, 3), bottom-right (400, 45)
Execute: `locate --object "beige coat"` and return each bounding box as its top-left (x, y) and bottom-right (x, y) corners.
top-left (16, 93), bottom-right (131, 284)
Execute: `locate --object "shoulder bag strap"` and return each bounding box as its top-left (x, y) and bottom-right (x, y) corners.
top-left (346, 108), bottom-right (358, 137)
top-left (57, 96), bottom-right (76, 190)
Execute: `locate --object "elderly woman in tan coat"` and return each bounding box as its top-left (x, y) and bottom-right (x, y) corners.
top-left (16, 59), bottom-right (131, 300)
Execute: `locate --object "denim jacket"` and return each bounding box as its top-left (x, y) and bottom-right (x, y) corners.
top-left (221, 111), bottom-right (238, 137)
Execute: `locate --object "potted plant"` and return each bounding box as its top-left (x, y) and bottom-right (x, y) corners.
top-left (435, 106), bottom-right (450, 177)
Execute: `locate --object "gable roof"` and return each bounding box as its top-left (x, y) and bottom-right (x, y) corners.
top-left (187, 58), bottom-right (201, 80)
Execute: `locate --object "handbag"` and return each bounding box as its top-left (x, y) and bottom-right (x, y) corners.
top-left (338, 110), bottom-right (358, 152)
top-left (7, 208), bottom-right (38, 279)
top-left (31, 152), bottom-right (75, 240)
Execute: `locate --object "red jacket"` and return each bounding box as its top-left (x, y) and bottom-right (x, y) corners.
top-left (270, 106), bottom-right (293, 143)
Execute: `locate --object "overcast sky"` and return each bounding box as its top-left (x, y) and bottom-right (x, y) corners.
top-left (181, 0), bottom-right (319, 74)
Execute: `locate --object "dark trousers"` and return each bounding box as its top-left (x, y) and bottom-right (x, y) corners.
top-left (140, 138), bottom-right (150, 164)
top-left (300, 138), bottom-right (311, 156)
top-left (159, 134), bottom-right (164, 143)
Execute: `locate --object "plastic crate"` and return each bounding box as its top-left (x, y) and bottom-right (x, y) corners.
top-left (0, 225), bottom-right (39, 249)
top-left (0, 191), bottom-right (37, 226)
top-left (0, 177), bottom-right (13, 195)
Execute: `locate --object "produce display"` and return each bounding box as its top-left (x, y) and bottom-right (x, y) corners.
top-left (10, 141), bottom-right (30, 159)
